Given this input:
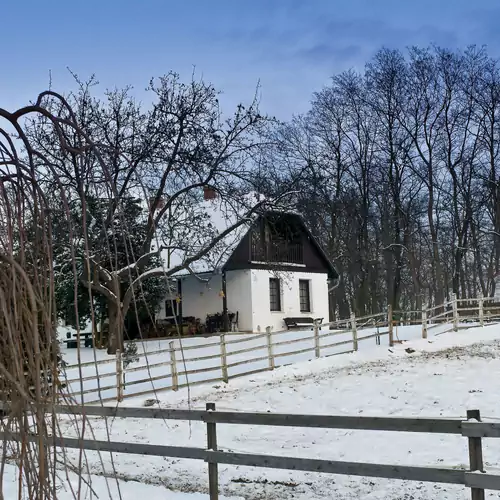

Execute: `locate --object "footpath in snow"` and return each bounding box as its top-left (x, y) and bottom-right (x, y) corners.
top-left (53, 323), bottom-right (500, 500)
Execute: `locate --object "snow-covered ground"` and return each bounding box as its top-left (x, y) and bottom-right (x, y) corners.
top-left (51, 323), bottom-right (500, 499)
top-left (2, 463), bottom-right (242, 499)
top-left (59, 321), bottom-right (463, 403)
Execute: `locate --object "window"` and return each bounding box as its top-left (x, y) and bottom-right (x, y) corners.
top-left (299, 280), bottom-right (311, 313)
top-left (269, 278), bottom-right (281, 311)
top-left (164, 299), bottom-right (178, 318)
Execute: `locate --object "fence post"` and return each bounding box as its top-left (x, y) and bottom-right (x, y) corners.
top-left (220, 334), bottom-right (228, 383)
top-left (169, 341), bottom-right (178, 391)
top-left (479, 294), bottom-right (484, 327)
top-left (388, 304), bottom-right (394, 347)
top-left (116, 349), bottom-right (124, 402)
top-left (452, 293), bottom-right (458, 332)
top-left (421, 305), bottom-right (428, 339)
top-left (266, 326), bottom-right (275, 370)
top-left (350, 313), bottom-right (358, 351)
top-left (313, 321), bottom-right (321, 358)
top-left (206, 402), bottom-right (219, 500)
top-left (467, 409), bottom-right (485, 500)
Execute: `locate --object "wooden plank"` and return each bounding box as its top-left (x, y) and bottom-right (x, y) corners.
top-left (220, 335), bottom-right (228, 384)
top-left (124, 359), bottom-right (179, 374)
top-left (320, 339), bottom-right (355, 351)
top-left (313, 321), bottom-right (320, 358)
top-left (179, 352), bottom-right (223, 364)
top-left (226, 355), bottom-right (269, 369)
top-left (205, 451), bottom-right (466, 485)
top-left (422, 306), bottom-right (428, 339)
top-left (430, 310), bottom-right (452, 321)
top-left (64, 371), bottom-right (116, 384)
top-left (467, 409), bottom-right (485, 500)
top-left (273, 345), bottom-right (316, 359)
top-left (53, 406), bottom-right (462, 435)
top-left (226, 343), bottom-right (268, 357)
top-left (319, 320), bottom-right (350, 330)
top-left (0, 431), bottom-right (206, 460)
top-left (119, 371), bottom-right (173, 387)
top-left (317, 329), bottom-right (350, 341)
top-left (56, 405), bottom-right (207, 421)
top-left (351, 313), bottom-right (358, 351)
top-left (227, 367), bottom-right (272, 380)
top-left (116, 349), bottom-right (124, 402)
top-left (325, 349), bottom-right (355, 358)
top-left (206, 403), bottom-right (219, 500)
top-left (77, 395), bottom-right (120, 405)
top-left (426, 323), bottom-right (443, 331)
top-left (65, 357), bottom-right (116, 370)
top-left (223, 332), bottom-right (268, 345)
top-left (465, 472), bottom-right (500, 491)
top-left (201, 412), bottom-right (463, 434)
top-left (357, 331), bottom-right (389, 342)
top-left (272, 334), bottom-right (315, 349)
top-left (388, 304), bottom-right (394, 347)
top-left (123, 375), bottom-right (224, 400)
top-left (346, 312), bottom-right (386, 323)
top-left (462, 422), bottom-right (500, 438)
top-left (68, 383), bottom-right (118, 397)
top-left (178, 364), bottom-right (222, 377)
top-left (170, 341), bottom-right (179, 391)
top-left (266, 327), bottom-right (275, 370)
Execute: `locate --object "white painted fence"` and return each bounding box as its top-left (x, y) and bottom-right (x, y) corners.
top-left (60, 295), bottom-right (500, 404)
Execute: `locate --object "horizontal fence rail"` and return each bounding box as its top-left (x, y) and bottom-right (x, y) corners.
top-left (7, 403), bottom-right (500, 500)
top-left (60, 293), bottom-right (500, 403)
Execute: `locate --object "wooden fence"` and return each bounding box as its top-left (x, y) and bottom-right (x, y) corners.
top-left (62, 294), bottom-right (500, 404)
top-left (8, 403), bottom-right (500, 500)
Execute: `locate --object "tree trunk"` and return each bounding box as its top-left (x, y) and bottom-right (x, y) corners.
top-left (107, 300), bottom-right (124, 355)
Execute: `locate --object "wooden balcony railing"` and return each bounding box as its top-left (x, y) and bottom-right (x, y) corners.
top-left (251, 240), bottom-right (303, 264)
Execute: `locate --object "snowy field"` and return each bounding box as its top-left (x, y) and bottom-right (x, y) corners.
top-left (50, 323), bottom-right (500, 499)
top-left (1, 463), bottom-right (242, 500)
top-left (59, 321), bottom-right (465, 403)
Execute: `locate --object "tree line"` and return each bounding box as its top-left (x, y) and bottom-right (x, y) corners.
top-left (261, 45), bottom-right (500, 318)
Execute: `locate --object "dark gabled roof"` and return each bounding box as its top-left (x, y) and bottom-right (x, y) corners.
top-left (168, 205), bottom-right (338, 280)
top-left (253, 211), bottom-right (338, 280)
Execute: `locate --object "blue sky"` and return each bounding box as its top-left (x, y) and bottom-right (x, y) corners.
top-left (2, 0), bottom-right (500, 119)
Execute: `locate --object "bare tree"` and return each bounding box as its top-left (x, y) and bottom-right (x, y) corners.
top-left (274, 45), bottom-right (500, 313)
top-left (26, 74), bottom-right (279, 353)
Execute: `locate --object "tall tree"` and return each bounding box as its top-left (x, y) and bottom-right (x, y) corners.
top-left (27, 74), bottom-right (278, 353)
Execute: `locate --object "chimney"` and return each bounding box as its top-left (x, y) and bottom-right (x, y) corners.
top-left (203, 185), bottom-right (217, 200)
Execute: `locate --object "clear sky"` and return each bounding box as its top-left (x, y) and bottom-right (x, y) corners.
top-left (2, 0), bottom-right (499, 119)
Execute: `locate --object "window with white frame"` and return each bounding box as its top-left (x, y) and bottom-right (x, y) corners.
top-left (269, 277), bottom-right (281, 311)
top-left (299, 279), bottom-right (311, 313)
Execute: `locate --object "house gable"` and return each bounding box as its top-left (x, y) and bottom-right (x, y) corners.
top-left (224, 212), bottom-right (337, 278)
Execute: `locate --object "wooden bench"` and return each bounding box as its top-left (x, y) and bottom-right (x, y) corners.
top-left (63, 331), bottom-right (93, 348)
top-left (284, 317), bottom-right (323, 330)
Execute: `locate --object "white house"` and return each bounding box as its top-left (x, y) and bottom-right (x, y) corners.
top-left (155, 188), bottom-right (338, 334)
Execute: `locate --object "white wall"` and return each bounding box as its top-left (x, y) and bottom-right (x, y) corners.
top-left (250, 269), bottom-right (329, 332)
top-left (226, 270), bottom-right (253, 331)
top-left (157, 272), bottom-right (251, 329)
top-left (180, 274), bottom-right (224, 321)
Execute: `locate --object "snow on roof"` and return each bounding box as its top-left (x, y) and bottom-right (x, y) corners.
top-left (158, 191), bottom-right (266, 276)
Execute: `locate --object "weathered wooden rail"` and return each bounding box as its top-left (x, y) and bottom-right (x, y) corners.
top-left (5, 404), bottom-right (499, 500)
